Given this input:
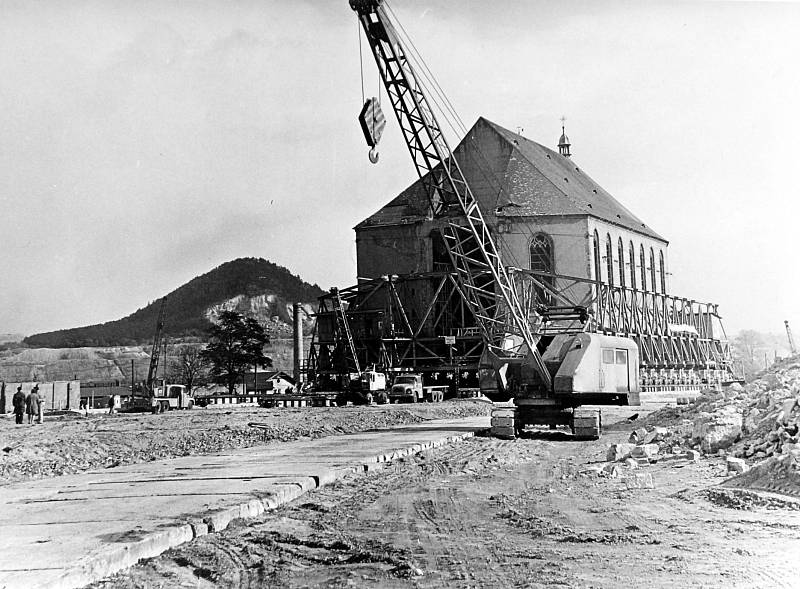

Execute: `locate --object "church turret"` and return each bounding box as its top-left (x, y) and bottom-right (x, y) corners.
top-left (558, 116), bottom-right (571, 158)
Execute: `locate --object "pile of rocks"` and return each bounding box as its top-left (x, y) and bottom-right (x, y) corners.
top-left (601, 425), bottom-right (702, 478)
top-left (629, 357), bottom-right (800, 496)
top-left (645, 358), bottom-right (800, 464)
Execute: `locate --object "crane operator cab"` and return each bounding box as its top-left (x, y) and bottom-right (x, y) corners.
top-left (545, 333), bottom-right (640, 407)
top-left (494, 333), bottom-right (641, 440)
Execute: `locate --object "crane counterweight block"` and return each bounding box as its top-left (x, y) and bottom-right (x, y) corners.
top-left (359, 97), bottom-right (386, 150)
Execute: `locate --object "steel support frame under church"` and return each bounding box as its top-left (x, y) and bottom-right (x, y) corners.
top-left (512, 269), bottom-right (736, 389)
top-left (306, 269), bottom-right (736, 391)
top-left (306, 272), bottom-right (484, 391)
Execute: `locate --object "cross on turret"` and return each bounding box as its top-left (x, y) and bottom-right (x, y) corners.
top-left (558, 116), bottom-right (571, 158)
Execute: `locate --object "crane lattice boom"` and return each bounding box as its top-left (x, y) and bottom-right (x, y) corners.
top-left (350, 0), bottom-right (551, 389)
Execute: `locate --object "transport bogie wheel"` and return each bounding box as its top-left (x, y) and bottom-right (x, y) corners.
top-left (490, 407), bottom-right (517, 439)
top-left (572, 408), bottom-right (601, 440)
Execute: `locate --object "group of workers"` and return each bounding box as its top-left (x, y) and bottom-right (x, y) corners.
top-left (11, 385), bottom-right (44, 425)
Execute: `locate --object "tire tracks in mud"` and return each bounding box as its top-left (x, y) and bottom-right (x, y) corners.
top-left (88, 430), bottom-right (800, 588)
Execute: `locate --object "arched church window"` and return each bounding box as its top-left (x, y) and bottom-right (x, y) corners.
top-left (659, 250), bottom-right (666, 294)
top-left (617, 238), bottom-right (626, 287)
top-left (629, 241), bottom-right (637, 290)
top-left (605, 234), bottom-right (614, 286)
top-left (529, 232), bottom-right (554, 275)
top-left (649, 247), bottom-right (657, 293)
top-left (640, 245), bottom-right (647, 291)
top-left (593, 230), bottom-right (601, 282)
top-left (530, 232), bottom-right (554, 303)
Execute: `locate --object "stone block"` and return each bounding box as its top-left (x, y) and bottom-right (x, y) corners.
top-left (686, 449), bottom-right (700, 461)
top-left (780, 398), bottom-right (797, 423)
top-left (726, 456), bottom-right (749, 474)
top-left (632, 444), bottom-right (659, 459)
top-left (624, 472), bottom-right (654, 489)
top-left (629, 428), bottom-right (648, 444)
top-left (693, 409), bottom-right (742, 453)
top-left (623, 457), bottom-right (639, 469)
top-left (606, 443), bottom-right (636, 462)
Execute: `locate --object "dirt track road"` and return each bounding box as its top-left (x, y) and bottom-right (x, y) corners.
top-left (91, 407), bottom-right (800, 589)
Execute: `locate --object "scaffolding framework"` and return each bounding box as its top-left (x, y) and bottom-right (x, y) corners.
top-left (307, 269), bottom-right (736, 391)
top-left (511, 269), bottom-right (736, 388)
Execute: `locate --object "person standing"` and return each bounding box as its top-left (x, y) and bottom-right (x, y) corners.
top-left (12, 386), bottom-right (26, 425)
top-left (26, 386), bottom-right (41, 425)
top-left (107, 394), bottom-right (119, 414)
top-left (36, 385), bottom-right (45, 423)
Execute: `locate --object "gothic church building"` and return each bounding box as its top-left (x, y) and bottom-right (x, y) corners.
top-left (355, 117), bottom-right (669, 295)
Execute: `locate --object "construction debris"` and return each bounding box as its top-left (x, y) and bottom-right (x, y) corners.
top-left (628, 357), bottom-right (800, 498)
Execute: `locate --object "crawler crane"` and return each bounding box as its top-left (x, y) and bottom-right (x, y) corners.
top-left (142, 297), bottom-right (194, 413)
top-left (350, 0), bottom-right (640, 438)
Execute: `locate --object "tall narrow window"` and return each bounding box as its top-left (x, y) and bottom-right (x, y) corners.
top-left (529, 232), bottom-right (554, 275)
top-left (649, 247), bottom-right (657, 293)
top-left (605, 234), bottom-right (614, 286)
top-left (593, 230), bottom-right (601, 282)
top-left (617, 237), bottom-right (625, 287)
top-left (640, 245), bottom-right (647, 291)
top-left (629, 241), bottom-right (637, 290)
top-left (659, 250), bottom-right (666, 294)
top-left (530, 232), bottom-right (554, 302)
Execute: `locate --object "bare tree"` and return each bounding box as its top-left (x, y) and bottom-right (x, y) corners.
top-left (732, 330), bottom-right (765, 380)
top-left (170, 345), bottom-right (209, 392)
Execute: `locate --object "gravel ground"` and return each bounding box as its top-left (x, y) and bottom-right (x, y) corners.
top-left (0, 401), bottom-right (491, 485)
top-left (88, 405), bottom-right (800, 589)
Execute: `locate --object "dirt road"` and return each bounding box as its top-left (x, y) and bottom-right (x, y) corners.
top-left (89, 406), bottom-right (800, 589)
top-left (0, 401), bottom-right (490, 485)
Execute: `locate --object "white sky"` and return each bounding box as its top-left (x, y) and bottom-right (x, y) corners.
top-left (1, 0), bottom-right (798, 336)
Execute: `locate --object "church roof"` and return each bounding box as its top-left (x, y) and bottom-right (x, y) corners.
top-left (355, 117), bottom-right (665, 242)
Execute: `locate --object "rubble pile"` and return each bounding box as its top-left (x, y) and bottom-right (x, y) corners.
top-left (597, 425), bottom-right (699, 480)
top-left (644, 359), bottom-right (800, 462)
top-left (634, 357), bottom-right (800, 497)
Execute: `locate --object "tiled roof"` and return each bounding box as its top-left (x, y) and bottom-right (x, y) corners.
top-left (356, 117), bottom-right (665, 242)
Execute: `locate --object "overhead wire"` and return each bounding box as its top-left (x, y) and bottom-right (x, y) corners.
top-left (384, 1), bottom-right (467, 137)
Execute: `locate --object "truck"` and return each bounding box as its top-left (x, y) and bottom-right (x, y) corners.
top-left (138, 297), bottom-right (195, 413)
top-left (149, 381), bottom-right (195, 413)
top-left (389, 374), bottom-right (447, 403)
top-left (335, 368), bottom-right (388, 406)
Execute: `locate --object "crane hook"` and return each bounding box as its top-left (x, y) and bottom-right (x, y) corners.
top-left (368, 147), bottom-right (379, 164)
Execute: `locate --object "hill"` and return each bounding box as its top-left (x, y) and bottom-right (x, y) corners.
top-left (23, 258), bottom-right (326, 348)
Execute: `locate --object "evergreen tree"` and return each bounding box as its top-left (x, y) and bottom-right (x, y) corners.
top-left (200, 311), bottom-right (272, 395)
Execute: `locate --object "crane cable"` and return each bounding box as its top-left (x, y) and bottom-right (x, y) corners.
top-left (358, 20), bottom-right (365, 105)
top-left (384, 2), bottom-right (526, 270)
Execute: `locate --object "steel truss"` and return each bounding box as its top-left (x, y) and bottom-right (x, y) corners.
top-left (350, 0), bottom-right (551, 388)
top-left (307, 269), bottom-right (737, 391)
top-left (511, 269), bottom-right (737, 388)
top-left (306, 272), bottom-right (484, 391)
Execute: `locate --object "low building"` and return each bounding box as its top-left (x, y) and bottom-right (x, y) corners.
top-left (195, 371), bottom-right (297, 406)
